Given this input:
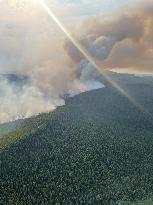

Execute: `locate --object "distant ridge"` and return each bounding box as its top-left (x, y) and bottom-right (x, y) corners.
top-left (0, 74), bottom-right (30, 86)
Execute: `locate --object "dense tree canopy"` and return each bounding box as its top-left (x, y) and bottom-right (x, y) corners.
top-left (1, 75), bottom-right (153, 205)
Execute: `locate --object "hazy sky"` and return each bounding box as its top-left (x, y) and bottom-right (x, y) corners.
top-left (0, 0), bottom-right (143, 40)
top-left (56, 0), bottom-right (142, 17)
top-left (0, 0), bottom-right (152, 74)
top-left (0, 0), bottom-right (153, 122)
top-left (0, 0), bottom-right (142, 34)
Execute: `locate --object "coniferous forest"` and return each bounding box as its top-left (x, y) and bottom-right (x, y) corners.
top-left (1, 75), bottom-right (153, 205)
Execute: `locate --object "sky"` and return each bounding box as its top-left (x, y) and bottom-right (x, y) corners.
top-left (0, 0), bottom-right (145, 73)
top-left (0, 0), bottom-right (153, 122)
top-left (0, 0), bottom-right (143, 38)
top-left (0, 0), bottom-right (142, 27)
top-left (0, 0), bottom-right (153, 78)
top-left (56, 0), bottom-right (141, 17)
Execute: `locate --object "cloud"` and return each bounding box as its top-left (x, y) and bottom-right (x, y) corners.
top-left (64, 0), bottom-right (153, 73)
top-left (0, 0), bottom-right (105, 123)
top-left (0, 0), bottom-right (152, 123)
top-left (0, 79), bottom-right (65, 122)
top-left (55, 0), bottom-right (143, 17)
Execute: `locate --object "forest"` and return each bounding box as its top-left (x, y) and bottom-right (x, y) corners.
top-left (1, 75), bottom-right (153, 205)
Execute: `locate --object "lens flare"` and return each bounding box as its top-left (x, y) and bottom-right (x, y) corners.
top-left (37, 0), bottom-right (147, 113)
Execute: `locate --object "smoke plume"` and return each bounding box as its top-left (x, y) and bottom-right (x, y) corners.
top-left (65, 0), bottom-right (153, 74)
top-left (0, 0), bottom-right (153, 123)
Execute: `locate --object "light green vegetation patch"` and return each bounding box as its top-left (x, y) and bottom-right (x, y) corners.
top-left (0, 113), bottom-right (49, 150)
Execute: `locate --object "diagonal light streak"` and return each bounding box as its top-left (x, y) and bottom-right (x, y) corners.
top-left (37, 0), bottom-right (146, 111)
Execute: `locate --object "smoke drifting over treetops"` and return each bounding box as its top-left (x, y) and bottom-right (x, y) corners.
top-left (0, 0), bottom-right (153, 123)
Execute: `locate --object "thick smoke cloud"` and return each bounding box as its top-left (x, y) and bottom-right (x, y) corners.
top-left (0, 1), bottom-right (104, 123)
top-left (1, 0), bottom-right (153, 123)
top-left (0, 79), bottom-right (61, 122)
top-left (0, 1), bottom-right (77, 123)
top-left (65, 0), bottom-right (153, 73)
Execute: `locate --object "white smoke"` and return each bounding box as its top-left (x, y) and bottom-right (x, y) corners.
top-left (0, 0), bottom-right (107, 123)
top-left (0, 79), bottom-right (65, 122)
top-left (3, 0), bottom-right (153, 123)
top-left (68, 79), bottom-right (104, 97)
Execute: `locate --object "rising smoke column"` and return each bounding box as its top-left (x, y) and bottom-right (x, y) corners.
top-left (64, 0), bottom-right (153, 74)
top-left (0, 0), bottom-right (153, 123)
